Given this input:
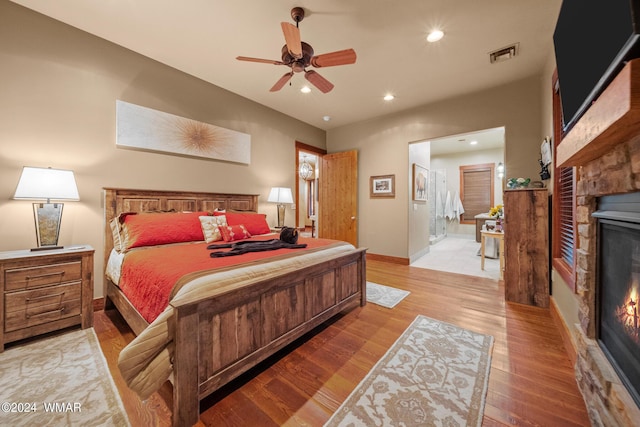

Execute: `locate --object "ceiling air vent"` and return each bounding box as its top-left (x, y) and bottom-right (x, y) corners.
top-left (489, 43), bottom-right (519, 64)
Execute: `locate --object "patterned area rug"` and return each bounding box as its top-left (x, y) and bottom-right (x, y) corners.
top-left (325, 315), bottom-right (494, 427)
top-left (366, 282), bottom-right (410, 308)
top-left (0, 328), bottom-right (130, 426)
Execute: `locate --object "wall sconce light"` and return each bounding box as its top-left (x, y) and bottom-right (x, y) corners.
top-left (267, 187), bottom-right (293, 228)
top-left (13, 166), bottom-right (79, 251)
top-left (497, 162), bottom-right (505, 179)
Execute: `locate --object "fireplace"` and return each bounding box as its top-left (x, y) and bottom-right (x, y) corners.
top-left (594, 193), bottom-right (640, 408)
top-left (555, 59), bottom-right (640, 426)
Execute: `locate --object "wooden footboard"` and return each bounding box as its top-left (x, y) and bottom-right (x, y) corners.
top-left (103, 188), bottom-right (367, 426)
top-left (172, 247), bottom-right (366, 426)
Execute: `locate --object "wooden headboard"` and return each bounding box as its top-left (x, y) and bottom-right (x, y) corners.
top-left (103, 187), bottom-right (259, 269)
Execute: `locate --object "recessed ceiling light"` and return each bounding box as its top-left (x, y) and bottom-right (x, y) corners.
top-left (323, 115), bottom-right (331, 122)
top-left (300, 86), bottom-right (311, 93)
top-left (383, 94), bottom-right (395, 101)
top-left (427, 30), bottom-right (444, 43)
top-left (470, 140), bottom-right (478, 145)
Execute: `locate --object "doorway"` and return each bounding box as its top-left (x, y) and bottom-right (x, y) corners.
top-left (295, 141), bottom-right (326, 236)
top-left (410, 127), bottom-right (505, 280)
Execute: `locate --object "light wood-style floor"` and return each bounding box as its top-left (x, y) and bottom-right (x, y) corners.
top-left (94, 260), bottom-right (590, 426)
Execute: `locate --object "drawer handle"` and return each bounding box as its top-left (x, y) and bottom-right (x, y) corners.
top-left (26, 271), bottom-right (65, 281)
top-left (26, 291), bottom-right (65, 303)
top-left (26, 307), bottom-right (65, 319)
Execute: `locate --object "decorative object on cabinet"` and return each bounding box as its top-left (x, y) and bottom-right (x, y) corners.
top-left (503, 188), bottom-right (549, 307)
top-left (506, 177), bottom-right (531, 189)
top-left (13, 166), bottom-right (80, 251)
top-left (116, 100), bottom-right (251, 164)
top-left (412, 163), bottom-right (428, 201)
top-left (268, 187), bottom-right (293, 228)
top-left (0, 246), bottom-right (94, 352)
top-left (370, 174), bottom-right (395, 198)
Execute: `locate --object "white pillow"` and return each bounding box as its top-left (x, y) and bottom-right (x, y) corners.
top-left (199, 215), bottom-right (228, 243)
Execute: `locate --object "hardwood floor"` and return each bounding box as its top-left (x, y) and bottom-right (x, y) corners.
top-left (94, 260), bottom-right (590, 426)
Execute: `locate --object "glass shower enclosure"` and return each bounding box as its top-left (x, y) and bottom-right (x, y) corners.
top-left (429, 169), bottom-right (447, 244)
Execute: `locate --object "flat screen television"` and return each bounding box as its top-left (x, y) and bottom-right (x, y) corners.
top-left (553, 0), bottom-right (640, 133)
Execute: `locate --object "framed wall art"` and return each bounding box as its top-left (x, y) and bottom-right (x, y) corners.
top-left (412, 163), bottom-right (428, 201)
top-left (370, 174), bottom-right (395, 198)
top-left (116, 100), bottom-right (251, 164)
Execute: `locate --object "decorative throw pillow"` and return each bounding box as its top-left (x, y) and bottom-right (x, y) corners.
top-left (199, 215), bottom-right (228, 243)
top-left (120, 211), bottom-right (209, 250)
top-left (215, 211), bottom-right (270, 235)
top-left (110, 217), bottom-right (124, 253)
top-left (219, 224), bottom-right (252, 242)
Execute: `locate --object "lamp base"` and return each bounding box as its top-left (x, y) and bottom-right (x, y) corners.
top-left (276, 204), bottom-right (286, 228)
top-left (30, 245), bottom-right (64, 252)
top-left (33, 202), bottom-right (64, 248)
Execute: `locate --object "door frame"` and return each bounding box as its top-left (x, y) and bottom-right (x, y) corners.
top-left (295, 141), bottom-right (327, 229)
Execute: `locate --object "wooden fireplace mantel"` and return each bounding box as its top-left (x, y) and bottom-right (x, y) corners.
top-left (557, 59), bottom-right (640, 167)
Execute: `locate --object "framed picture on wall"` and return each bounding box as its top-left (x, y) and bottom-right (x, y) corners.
top-left (412, 163), bottom-right (428, 201)
top-left (370, 174), bottom-right (395, 198)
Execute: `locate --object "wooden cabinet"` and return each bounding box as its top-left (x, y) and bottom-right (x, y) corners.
top-left (0, 246), bottom-right (94, 351)
top-left (503, 189), bottom-right (549, 308)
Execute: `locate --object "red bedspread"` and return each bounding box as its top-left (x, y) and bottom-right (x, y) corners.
top-left (118, 235), bottom-right (336, 323)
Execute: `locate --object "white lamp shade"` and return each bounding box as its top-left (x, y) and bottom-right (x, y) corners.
top-left (267, 187), bottom-right (293, 204)
top-left (14, 167), bottom-right (80, 201)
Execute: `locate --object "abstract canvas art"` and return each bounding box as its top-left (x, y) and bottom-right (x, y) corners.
top-left (116, 100), bottom-right (251, 164)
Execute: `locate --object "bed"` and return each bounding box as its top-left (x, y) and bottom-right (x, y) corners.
top-left (102, 188), bottom-right (367, 426)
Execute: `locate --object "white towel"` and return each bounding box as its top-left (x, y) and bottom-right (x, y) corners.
top-left (444, 191), bottom-right (454, 220)
top-left (453, 191), bottom-right (465, 222)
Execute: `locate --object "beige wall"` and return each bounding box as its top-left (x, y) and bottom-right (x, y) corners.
top-left (327, 75), bottom-right (543, 259)
top-left (408, 141), bottom-right (430, 261)
top-left (0, 2), bottom-right (326, 298)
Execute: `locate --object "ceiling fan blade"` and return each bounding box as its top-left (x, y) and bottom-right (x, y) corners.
top-left (305, 70), bottom-right (334, 93)
top-left (281, 22), bottom-right (302, 58)
top-left (310, 49), bottom-right (357, 68)
top-left (270, 72), bottom-right (294, 92)
top-left (236, 56), bottom-right (284, 65)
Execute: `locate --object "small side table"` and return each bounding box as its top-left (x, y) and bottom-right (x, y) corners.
top-left (481, 230), bottom-right (504, 279)
top-left (0, 245), bottom-right (94, 352)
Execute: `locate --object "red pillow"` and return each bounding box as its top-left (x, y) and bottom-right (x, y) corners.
top-left (215, 212), bottom-right (270, 235)
top-left (219, 224), bottom-right (252, 242)
top-left (121, 211), bottom-right (209, 250)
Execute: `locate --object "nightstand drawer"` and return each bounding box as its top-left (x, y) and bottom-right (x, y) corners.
top-left (4, 282), bottom-right (81, 332)
top-left (4, 261), bottom-right (82, 292)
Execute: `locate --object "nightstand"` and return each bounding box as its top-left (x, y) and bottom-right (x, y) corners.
top-left (0, 245), bottom-right (94, 352)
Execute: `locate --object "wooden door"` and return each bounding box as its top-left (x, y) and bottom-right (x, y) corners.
top-left (319, 150), bottom-right (358, 246)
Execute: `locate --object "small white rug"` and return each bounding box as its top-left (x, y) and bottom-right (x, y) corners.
top-left (325, 315), bottom-right (494, 427)
top-left (366, 282), bottom-right (410, 308)
top-left (0, 328), bottom-right (130, 426)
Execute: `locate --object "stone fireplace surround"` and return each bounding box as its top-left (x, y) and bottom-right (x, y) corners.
top-left (558, 59), bottom-right (640, 426)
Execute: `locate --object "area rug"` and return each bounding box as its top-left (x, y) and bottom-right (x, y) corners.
top-left (366, 281), bottom-right (410, 308)
top-left (325, 315), bottom-right (494, 427)
top-left (0, 328), bottom-right (130, 426)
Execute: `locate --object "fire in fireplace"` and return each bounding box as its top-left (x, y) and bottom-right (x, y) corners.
top-left (595, 193), bottom-right (640, 408)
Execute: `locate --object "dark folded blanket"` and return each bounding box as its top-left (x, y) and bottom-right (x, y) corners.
top-left (208, 239), bottom-right (307, 257)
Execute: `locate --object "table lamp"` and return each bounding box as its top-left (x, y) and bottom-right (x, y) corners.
top-left (13, 166), bottom-right (80, 251)
top-left (267, 187), bottom-right (293, 228)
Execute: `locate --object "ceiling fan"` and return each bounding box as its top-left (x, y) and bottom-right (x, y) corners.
top-left (236, 7), bottom-right (357, 93)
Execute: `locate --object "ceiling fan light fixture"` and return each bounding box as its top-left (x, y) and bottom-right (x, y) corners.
top-left (300, 86), bottom-right (311, 93)
top-left (427, 30), bottom-right (444, 43)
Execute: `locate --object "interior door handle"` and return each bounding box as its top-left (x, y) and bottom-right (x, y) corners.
top-left (351, 216), bottom-right (356, 220)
